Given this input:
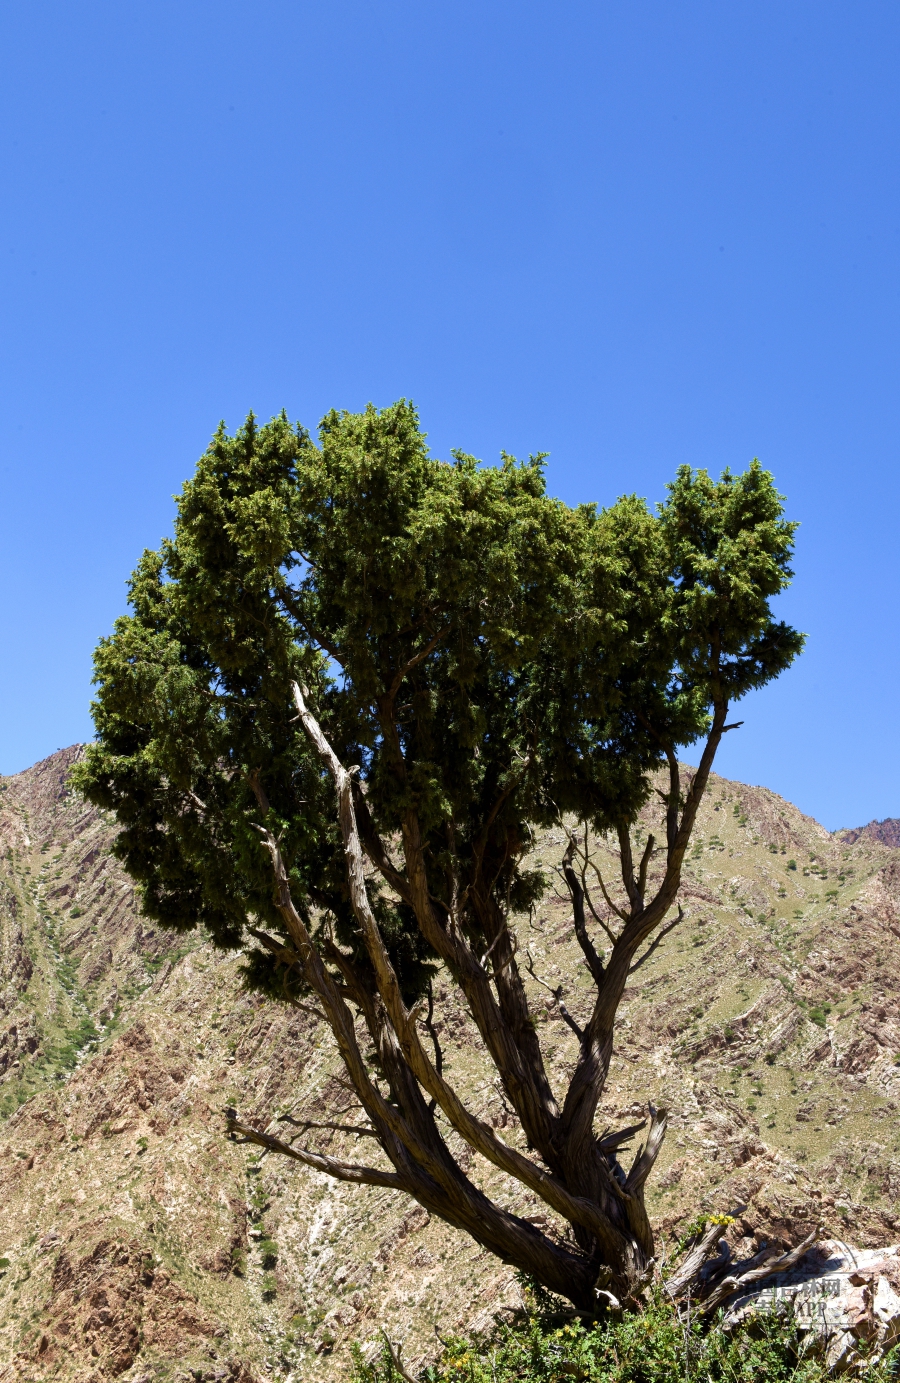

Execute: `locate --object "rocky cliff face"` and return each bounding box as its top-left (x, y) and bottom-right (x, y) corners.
top-left (0, 750), bottom-right (898, 1382)
top-left (839, 817), bottom-right (900, 849)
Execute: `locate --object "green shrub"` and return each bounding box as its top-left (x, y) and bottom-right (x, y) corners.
top-left (258, 1238), bottom-right (278, 1269)
top-left (351, 1294), bottom-right (899, 1383)
top-left (260, 1271), bottom-right (277, 1299)
top-left (47, 1015), bottom-right (99, 1072)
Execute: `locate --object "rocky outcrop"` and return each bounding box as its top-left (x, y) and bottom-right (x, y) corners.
top-left (838, 818), bottom-right (900, 848)
top-left (0, 1237), bottom-right (244, 1382)
top-left (725, 1239), bottom-right (900, 1372)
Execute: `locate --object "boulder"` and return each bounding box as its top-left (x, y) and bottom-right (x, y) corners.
top-left (724, 1239), bottom-right (900, 1372)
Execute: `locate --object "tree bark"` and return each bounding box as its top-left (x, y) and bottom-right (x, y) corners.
top-left (235, 681), bottom-right (735, 1308)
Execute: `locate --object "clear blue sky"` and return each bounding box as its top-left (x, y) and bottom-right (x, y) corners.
top-left (1, 1), bottom-right (898, 830)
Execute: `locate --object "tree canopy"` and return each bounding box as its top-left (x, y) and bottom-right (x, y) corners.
top-left (74, 401), bottom-right (802, 1309)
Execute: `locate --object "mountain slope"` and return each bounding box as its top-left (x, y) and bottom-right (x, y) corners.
top-left (839, 817), bottom-right (900, 848)
top-left (0, 750), bottom-right (897, 1382)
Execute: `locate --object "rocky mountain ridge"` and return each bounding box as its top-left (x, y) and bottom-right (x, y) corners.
top-left (838, 818), bottom-right (900, 849)
top-left (0, 748), bottom-right (898, 1382)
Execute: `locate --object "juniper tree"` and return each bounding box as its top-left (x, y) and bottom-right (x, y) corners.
top-left (74, 401), bottom-right (802, 1310)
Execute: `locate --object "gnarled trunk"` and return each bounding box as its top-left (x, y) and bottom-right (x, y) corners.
top-left (227, 686), bottom-right (734, 1310)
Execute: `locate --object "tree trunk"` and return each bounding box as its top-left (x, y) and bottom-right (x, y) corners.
top-left (231, 684), bottom-right (734, 1310)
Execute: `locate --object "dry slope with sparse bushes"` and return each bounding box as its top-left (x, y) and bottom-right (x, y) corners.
top-left (0, 749), bottom-right (898, 1381)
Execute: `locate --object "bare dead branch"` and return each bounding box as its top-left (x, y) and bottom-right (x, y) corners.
top-left (524, 949), bottom-right (584, 1040)
top-left (628, 908), bottom-right (683, 976)
top-left (479, 930), bottom-right (506, 971)
top-left (580, 883), bottom-right (619, 947)
top-left (286, 997), bottom-right (331, 1022)
top-left (582, 849), bottom-right (629, 924)
top-left (596, 1120), bottom-right (647, 1153)
top-left (616, 825), bottom-right (640, 911)
top-left (665, 1218), bottom-right (735, 1298)
top-left (423, 981), bottom-right (444, 1114)
top-left (700, 1227), bottom-right (820, 1313)
top-left (378, 1330), bottom-right (418, 1383)
top-left (225, 1116), bottom-right (408, 1189)
top-left (561, 836), bottom-right (605, 986)
top-left (622, 1104), bottom-right (668, 1195)
top-left (332, 1072), bottom-right (369, 1098)
top-left (276, 1116), bottom-right (380, 1140)
top-left (636, 833), bottom-right (655, 902)
top-left (699, 1238), bottom-right (732, 1284)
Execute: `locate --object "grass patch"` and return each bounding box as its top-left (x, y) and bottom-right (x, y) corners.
top-left (353, 1291), bottom-right (900, 1382)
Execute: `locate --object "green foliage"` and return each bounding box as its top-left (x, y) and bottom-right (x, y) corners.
top-left (73, 403), bottom-right (802, 1011)
top-left (351, 1300), bottom-right (898, 1383)
top-left (144, 945), bottom-right (192, 975)
top-left (257, 1237), bottom-right (278, 1269)
top-left (46, 1014), bottom-right (98, 1071)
